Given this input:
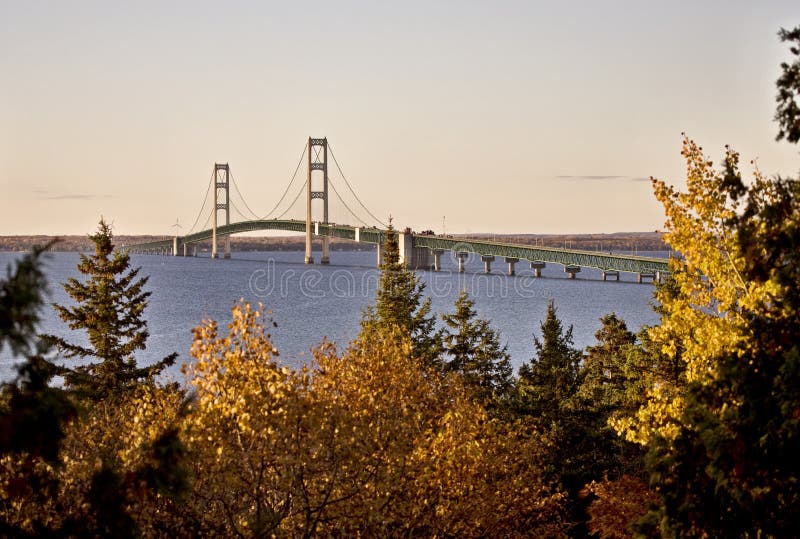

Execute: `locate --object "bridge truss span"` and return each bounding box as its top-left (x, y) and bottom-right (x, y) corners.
top-left (411, 235), bottom-right (671, 276)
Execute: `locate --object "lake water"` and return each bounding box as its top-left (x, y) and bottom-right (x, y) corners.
top-left (0, 248), bottom-right (664, 381)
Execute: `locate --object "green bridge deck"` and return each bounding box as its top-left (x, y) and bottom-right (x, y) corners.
top-left (122, 219), bottom-right (670, 276)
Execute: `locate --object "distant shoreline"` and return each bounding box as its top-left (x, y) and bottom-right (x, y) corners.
top-left (0, 232), bottom-right (667, 253)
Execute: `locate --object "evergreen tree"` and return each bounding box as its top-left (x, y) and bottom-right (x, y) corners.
top-left (516, 302), bottom-right (600, 536)
top-left (776, 26), bottom-right (800, 144)
top-left (576, 314), bottom-right (649, 503)
top-left (43, 220), bottom-right (176, 401)
top-left (578, 313), bottom-right (636, 410)
top-left (361, 223), bottom-right (442, 368)
top-left (516, 300), bottom-right (582, 421)
top-left (441, 289), bottom-right (513, 407)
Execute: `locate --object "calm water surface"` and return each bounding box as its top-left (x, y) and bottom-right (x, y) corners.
top-left (0, 249), bottom-right (664, 381)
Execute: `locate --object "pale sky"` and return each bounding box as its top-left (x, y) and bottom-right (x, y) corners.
top-left (1, 1), bottom-right (799, 236)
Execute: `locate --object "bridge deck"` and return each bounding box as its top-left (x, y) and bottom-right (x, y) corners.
top-left (121, 219), bottom-right (670, 275)
top-left (412, 235), bottom-right (669, 274)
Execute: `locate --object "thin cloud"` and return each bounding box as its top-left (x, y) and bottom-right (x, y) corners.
top-left (34, 190), bottom-right (112, 201)
top-left (556, 175), bottom-right (651, 182)
top-left (556, 175), bottom-right (626, 181)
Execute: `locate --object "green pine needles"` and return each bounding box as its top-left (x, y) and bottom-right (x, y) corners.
top-left (361, 224), bottom-right (442, 369)
top-left (44, 219), bottom-right (176, 401)
top-left (441, 290), bottom-right (512, 406)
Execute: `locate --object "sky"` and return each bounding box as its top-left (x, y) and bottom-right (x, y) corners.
top-left (1, 0), bottom-right (799, 236)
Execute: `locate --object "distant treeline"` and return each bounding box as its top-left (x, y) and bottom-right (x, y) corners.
top-left (0, 231), bottom-right (667, 253)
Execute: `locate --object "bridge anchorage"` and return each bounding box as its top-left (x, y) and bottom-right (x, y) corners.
top-left (122, 135), bottom-right (672, 284)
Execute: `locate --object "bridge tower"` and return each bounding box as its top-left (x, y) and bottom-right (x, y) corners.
top-left (212, 163), bottom-right (231, 259)
top-left (305, 137), bottom-right (330, 264)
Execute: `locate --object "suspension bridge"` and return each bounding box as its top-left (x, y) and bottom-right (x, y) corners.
top-left (123, 137), bottom-right (670, 283)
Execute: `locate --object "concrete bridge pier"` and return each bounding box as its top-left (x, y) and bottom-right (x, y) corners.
top-left (321, 234), bottom-right (330, 265)
top-left (530, 261), bottom-right (545, 277)
top-left (564, 265), bottom-right (580, 279)
top-left (457, 252), bottom-right (468, 273)
top-left (505, 257), bottom-right (518, 276)
top-left (638, 272), bottom-right (656, 284)
top-left (481, 256), bottom-right (495, 273)
top-left (398, 233), bottom-right (432, 269)
top-left (212, 239), bottom-right (230, 259)
top-left (602, 270), bottom-right (620, 281)
top-left (432, 250), bottom-right (444, 271)
top-left (376, 242), bottom-right (382, 267)
top-left (172, 237), bottom-right (179, 256)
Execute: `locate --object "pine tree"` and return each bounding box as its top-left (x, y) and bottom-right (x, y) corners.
top-left (575, 314), bottom-right (649, 514)
top-left (361, 223), bottom-right (442, 369)
top-left (775, 26), bottom-right (800, 144)
top-left (516, 300), bottom-right (582, 421)
top-left (578, 313), bottom-right (636, 409)
top-left (441, 289), bottom-right (512, 406)
top-left (44, 220), bottom-right (176, 401)
top-left (515, 301), bottom-right (593, 535)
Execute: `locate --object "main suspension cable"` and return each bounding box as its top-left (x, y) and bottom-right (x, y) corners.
top-left (328, 177), bottom-right (369, 227)
top-left (276, 179), bottom-right (308, 220)
top-left (327, 143), bottom-right (387, 227)
top-left (186, 169), bottom-right (215, 234)
top-left (229, 198), bottom-right (253, 223)
top-left (193, 209), bottom-right (213, 237)
top-left (229, 171), bottom-right (261, 220)
top-left (260, 144), bottom-right (308, 220)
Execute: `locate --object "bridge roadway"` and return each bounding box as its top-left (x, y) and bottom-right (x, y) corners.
top-left (122, 219), bottom-right (670, 280)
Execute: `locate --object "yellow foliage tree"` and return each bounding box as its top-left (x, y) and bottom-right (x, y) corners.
top-left (183, 301), bottom-right (567, 536)
top-left (181, 303), bottom-right (308, 536)
top-left (614, 136), bottom-right (800, 536)
top-left (1, 384), bottom-right (187, 536)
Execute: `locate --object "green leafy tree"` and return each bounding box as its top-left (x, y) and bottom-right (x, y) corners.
top-left (441, 289), bottom-right (513, 408)
top-left (43, 219), bottom-right (176, 401)
top-left (361, 223), bottom-right (442, 368)
top-left (776, 26), bottom-right (800, 144)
